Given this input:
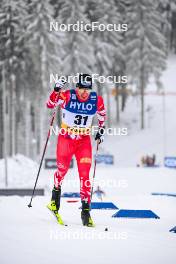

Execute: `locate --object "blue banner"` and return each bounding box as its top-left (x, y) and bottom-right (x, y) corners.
top-left (95, 154), bottom-right (114, 165)
top-left (164, 157), bottom-right (176, 168)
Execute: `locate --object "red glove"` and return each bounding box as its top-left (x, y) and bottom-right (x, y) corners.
top-left (54, 79), bottom-right (67, 92)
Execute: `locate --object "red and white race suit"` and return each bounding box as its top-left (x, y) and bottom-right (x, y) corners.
top-left (47, 88), bottom-right (106, 204)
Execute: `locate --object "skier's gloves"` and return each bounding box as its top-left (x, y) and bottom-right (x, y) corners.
top-left (54, 79), bottom-right (67, 92)
top-left (95, 127), bottom-right (105, 144)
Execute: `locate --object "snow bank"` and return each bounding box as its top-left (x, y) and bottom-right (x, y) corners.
top-left (0, 154), bottom-right (38, 188)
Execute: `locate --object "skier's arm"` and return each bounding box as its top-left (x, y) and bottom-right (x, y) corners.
top-left (46, 80), bottom-right (68, 108)
top-left (95, 96), bottom-right (106, 144)
top-left (97, 96), bottom-right (106, 127)
top-left (47, 91), bottom-right (67, 108)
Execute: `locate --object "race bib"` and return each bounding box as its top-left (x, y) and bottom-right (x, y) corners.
top-left (61, 89), bottom-right (97, 130)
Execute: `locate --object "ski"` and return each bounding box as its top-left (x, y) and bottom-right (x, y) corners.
top-left (47, 204), bottom-right (67, 226)
top-left (47, 209), bottom-right (108, 231)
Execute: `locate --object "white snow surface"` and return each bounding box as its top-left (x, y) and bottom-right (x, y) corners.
top-left (0, 165), bottom-right (176, 264)
top-left (0, 154), bottom-right (39, 188)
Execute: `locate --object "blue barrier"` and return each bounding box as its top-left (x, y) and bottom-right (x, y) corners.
top-left (91, 202), bottom-right (118, 210)
top-left (112, 209), bottom-right (160, 219)
top-left (169, 226), bottom-right (176, 233)
top-left (62, 192), bottom-right (80, 198)
top-left (152, 192), bottom-right (176, 198)
top-left (79, 202), bottom-right (118, 210)
top-left (164, 157), bottom-right (176, 168)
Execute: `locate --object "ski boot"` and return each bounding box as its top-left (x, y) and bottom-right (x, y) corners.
top-left (81, 201), bottom-right (95, 227)
top-left (47, 186), bottom-right (64, 225)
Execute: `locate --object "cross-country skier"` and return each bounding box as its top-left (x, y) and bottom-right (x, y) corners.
top-left (46, 73), bottom-right (106, 227)
top-left (93, 185), bottom-right (106, 201)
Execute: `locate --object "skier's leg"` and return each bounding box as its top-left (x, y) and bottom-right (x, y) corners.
top-left (54, 134), bottom-right (74, 188)
top-left (75, 135), bottom-right (92, 204)
top-left (75, 136), bottom-right (94, 226)
top-left (50, 134), bottom-right (74, 211)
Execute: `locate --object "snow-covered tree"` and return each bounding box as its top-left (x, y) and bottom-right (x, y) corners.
top-left (24, 0), bottom-right (64, 155)
top-left (170, 0), bottom-right (176, 52)
top-left (56, 0), bottom-right (95, 80)
top-left (86, 0), bottom-right (125, 124)
top-left (0, 0), bottom-right (27, 156)
top-left (126, 0), bottom-right (167, 129)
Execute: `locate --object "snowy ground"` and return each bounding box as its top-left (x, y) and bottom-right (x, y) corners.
top-left (0, 165), bottom-right (176, 264)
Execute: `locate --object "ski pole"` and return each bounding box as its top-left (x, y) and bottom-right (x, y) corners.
top-left (90, 140), bottom-right (99, 203)
top-left (28, 98), bottom-right (59, 208)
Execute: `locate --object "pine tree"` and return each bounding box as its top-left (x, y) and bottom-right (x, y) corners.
top-left (57, 0), bottom-right (95, 79)
top-left (0, 0), bottom-right (27, 156)
top-left (86, 0), bottom-right (125, 123)
top-left (25, 0), bottom-right (64, 155)
top-left (126, 0), bottom-right (167, 129)
top-left (170, 0), bottom-right (176, 52)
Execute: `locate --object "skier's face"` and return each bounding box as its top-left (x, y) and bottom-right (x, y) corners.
top-left (77, 88), bottom-right (91, 99)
